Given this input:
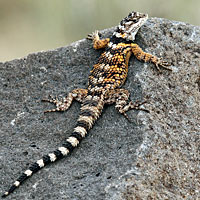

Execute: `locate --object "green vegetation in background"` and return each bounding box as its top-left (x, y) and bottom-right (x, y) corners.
top-left (0, 0), bottom-right (199, 62)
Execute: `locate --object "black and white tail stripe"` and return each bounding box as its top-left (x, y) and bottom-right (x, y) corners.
top-left (2, 95), bottom-right (104, 198)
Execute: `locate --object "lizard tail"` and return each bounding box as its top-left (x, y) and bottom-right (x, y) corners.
top-left (2, 95), bottom-right (104, 198)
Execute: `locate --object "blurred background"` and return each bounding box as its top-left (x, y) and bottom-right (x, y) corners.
top-left (0, 0), bottom-right (199, 62)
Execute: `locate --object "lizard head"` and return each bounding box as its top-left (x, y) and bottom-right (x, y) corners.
top-left (113, 11), bottom-right (148, 41)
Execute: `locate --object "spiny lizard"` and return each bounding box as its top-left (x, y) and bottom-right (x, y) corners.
top-left (2, 11), bottom-right (171, 198)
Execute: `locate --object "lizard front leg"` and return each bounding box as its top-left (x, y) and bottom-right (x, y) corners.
top-left (42, 88), bottom-right (88, 113)
top-left (131, 43), bottom-right (172, 72)
top-left (87, 30), bottom-right (110, 49)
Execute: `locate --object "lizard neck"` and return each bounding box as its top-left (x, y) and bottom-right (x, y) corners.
top-left (110, 35), bottom-right (132, 44)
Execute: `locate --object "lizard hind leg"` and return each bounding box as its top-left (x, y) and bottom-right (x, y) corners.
top-left (42, 88), bottom-right (88, 113)
top-left (106, 89), bottom-right (149, 122)
top-left (117, 99), bottom-right (149, 122)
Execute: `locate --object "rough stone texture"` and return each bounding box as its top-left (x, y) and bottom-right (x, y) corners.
top-left (0, 18), bottom-right (199, 200)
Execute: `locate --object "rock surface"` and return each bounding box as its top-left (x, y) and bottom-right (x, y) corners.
top-left (0, 18), bottom-right (199, 200)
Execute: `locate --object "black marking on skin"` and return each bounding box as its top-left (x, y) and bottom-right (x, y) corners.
top-left (29, 163), bottom-right (40, 172)
top-left (62, 141), bottom-right (74, 152)
top-left (17, 173), bottom-right (28, 182)
top-left (109, 48), bottom-right (121, 55)
top-left (80, 109), bottom-right (96, 118)
top-left (53, 150), bottom-right (63, 159)
top-left (109, 36), bottom-right (130, 44)
top-left (77, 120), bottom-right (90, 131)
top-left (82, 99), bottom-right (99, 107)
top-left (42, 155), bottom-right (51, 165)
top-left (71, 132), bottom-right (83, 142)
top-left (6, 186), bottom-right (16, 195)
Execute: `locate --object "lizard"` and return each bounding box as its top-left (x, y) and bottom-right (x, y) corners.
top-left (2, 11), bottom-right (171, 198)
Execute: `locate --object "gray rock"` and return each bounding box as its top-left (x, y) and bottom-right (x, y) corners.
top-left (0, 17), bottom-right (199, 200)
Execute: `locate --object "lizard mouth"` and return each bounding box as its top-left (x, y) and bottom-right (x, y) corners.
top-left (114, 11), bottom-right (148, 41)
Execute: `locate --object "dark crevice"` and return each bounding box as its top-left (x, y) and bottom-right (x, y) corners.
top-left (196, 76), bottom-right (200, 92)
top-left (96, 172), bottom-right (100, 177)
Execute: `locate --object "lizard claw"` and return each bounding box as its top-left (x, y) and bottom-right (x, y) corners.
top-left (87, 34), bottom-right (93, 40)
top-left (87, 30), bottom-right (99, 40)
top-left (119, 99), bottom-right (149, 122)
top-left (42, 95), bottom-right (59, 104)
top-left (156, 58), bottom-right (172, 71)
top-left (130, 100), bottom-right (150, 113)
top-left (122, 112), bottom-right (133, 123)
top-left (42, 95), bottom-right (64, 113)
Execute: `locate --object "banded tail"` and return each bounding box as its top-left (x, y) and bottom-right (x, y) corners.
top-left (2, 95), bottom-right (104, 198)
